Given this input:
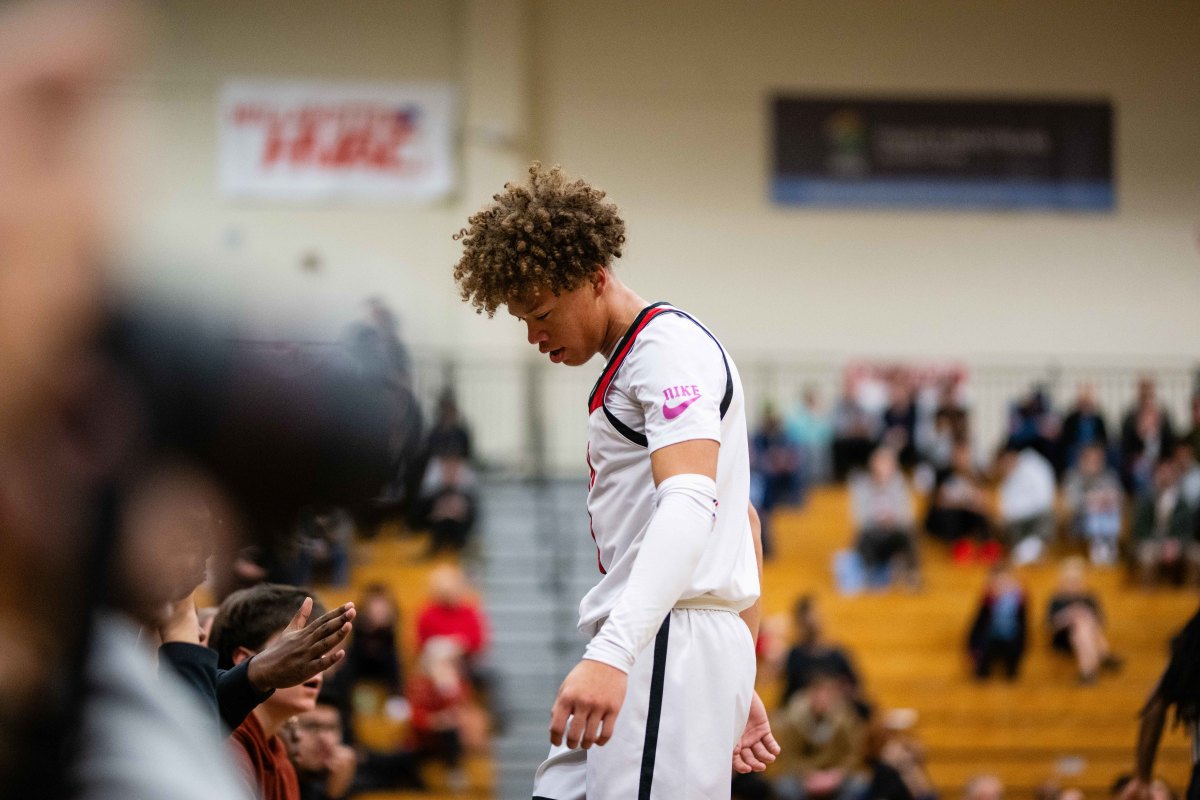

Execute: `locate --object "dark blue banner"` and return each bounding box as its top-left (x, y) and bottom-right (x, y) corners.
top-left (772, 96), bottom-right (1114, 211)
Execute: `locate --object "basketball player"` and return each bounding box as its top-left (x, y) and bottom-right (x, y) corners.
top-left (453, 164), bottom-right (778, 798)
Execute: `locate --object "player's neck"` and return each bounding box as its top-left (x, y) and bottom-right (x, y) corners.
top-left (598, 280), bottom-right (649, 359)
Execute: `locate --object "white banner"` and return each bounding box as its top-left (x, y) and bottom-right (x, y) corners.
top-left (218, 80), bottom-right (456, 202)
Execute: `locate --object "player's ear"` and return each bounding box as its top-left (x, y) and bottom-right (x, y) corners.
top-left (590, 266), bottom-right (608, 296)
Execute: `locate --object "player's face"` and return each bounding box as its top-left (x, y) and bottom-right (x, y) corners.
top-left (507, 283), bottom-right (604, 367)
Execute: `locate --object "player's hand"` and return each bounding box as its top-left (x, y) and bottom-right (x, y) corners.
top-left (549, 659), bottom-right (627, 749)
top-left (732, 691), bottom-right (780, 773)
top-left (247, 598), bottom-right (355, 691)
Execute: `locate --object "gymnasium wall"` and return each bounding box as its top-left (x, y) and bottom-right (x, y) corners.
top-left (118, 0), bottom-right (1200, 366)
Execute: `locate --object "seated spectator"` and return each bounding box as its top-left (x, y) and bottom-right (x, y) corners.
top-left (925, 440), bottom-right (997, 560)
top-left (348, 583), bottom-right (404, 695)
top-left (287, 696), bottom-right (356, 800)
top-left (287, 507), bottom-right (353, 588)
top-left (967, 564), bottom-right (1028, 681)
top-left (832, 378), bottom-right (881, 481)
top-left (923, 380), bottom-right (970, 472)
top-left (752, 406), bottom-right (805, 555)
top-left (410, 454), bottom-right (479, 556)
top-left (850, 447), bottom-right (919, 588)
top-left (211, 584), bottom-right (338, 800)
top-left (417, 565), bottom-right (490, 686)
top-left (1131, 458), bottom-right (1197, 585)
top-left (1186, 393), bottom-right (1200, 461)
top-left (1008, 385), bottom-right (1061, 472)
top-left (786, 385), bottom-right (834, 484)
top-left (860, 722), bottom-right (916, 800)
top-left (964, 774), bottom-right (1004, 800)
top-left (1121, 377), bottom-right (1177, 494)
top-left (1047, 558), bottom-right (1123, 684)
top-left (1061, 383), bottom-right (1110, 471)
top-left (781, 595), bottom-right (863, 713)
top-left (1063, 443), bottom-right (1125, 565)
top-left (997, 442), bottom-right (1057, 565)
top-left (772, 673), bottom-right (866, 800)
top-left (407, 637), bottom-right (472, 792)
top-left (882, 374), bottom-right (919, 469)
top-left (877, 730), bottom-right (936, 800)
top-left (1174, 441), bottom-right (1200, 510)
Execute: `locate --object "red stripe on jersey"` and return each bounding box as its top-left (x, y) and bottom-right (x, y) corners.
top-left (587, 305), bottom-right (670, 414)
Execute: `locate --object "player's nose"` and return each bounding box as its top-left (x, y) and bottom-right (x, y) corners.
top-left (526, 324), bottom-right (547, 346)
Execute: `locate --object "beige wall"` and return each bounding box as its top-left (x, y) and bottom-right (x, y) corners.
top-left (121, 0), bottom-right (1200, 364)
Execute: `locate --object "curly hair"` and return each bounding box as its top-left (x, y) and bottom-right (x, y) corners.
top-left (453, 163), bottom-right (626, 316)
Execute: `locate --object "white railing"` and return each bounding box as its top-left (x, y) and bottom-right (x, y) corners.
top-left (410, 353), bottom-right (1198, 477)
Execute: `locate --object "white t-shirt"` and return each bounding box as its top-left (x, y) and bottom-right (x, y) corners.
top-left (578, 303), bottom-right (759, 633)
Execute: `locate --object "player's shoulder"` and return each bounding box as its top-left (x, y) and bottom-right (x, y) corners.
top-left (634, 305), bottom-right (722, 352)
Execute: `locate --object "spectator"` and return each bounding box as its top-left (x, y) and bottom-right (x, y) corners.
top-left (882, 374), bottom-right (919, 469)
top-left (1174, 442), bottom-right (1200, 510)
top-left (287, 507), bottom-right (353, 588)
top-left (772, 672), bottom-right (866, 800)
top-left (287, 696), bottom-right (356, 800)
top-left (997, 443), bottom-right (1057, 566)
top-left (410, 454), bottom-right (479, 556)
top-left (832, 378), bottom-right (881, 481)
top-left (1186, 394), bottom-right (1200, 462)
top-left (923, 380), bottom-right (970, 472)
top-left (348, 583), bottom-right (404, 695)
top-left (967, 564), bottom-right (1028, 681)
top-left (925, 440), bottom-right (997, 562)
top-left (416, 565), bottom-right (491, 691)
top-left (878, 731), bottom-right (936, 800)
top-left (861, 722), bottom-right (916, 800)
top-left (407, 637), bottom-right (472, 792)
top-left (1008, 386), bottom-right (1061, 472)
top-left (427, 391), bottom-right (473, 462)
top-left (211, 584), bottom-right (335, 800)
top-left (781, 595), bottom-right (863, 712)
top-left (850, 447), bottom-right (919, 588)
top-left (751, 406), bottom-right (805, 555)
top-left (1121, 377), bottom-right (1177, 494)
top-left (964, 774), bottom-right (1004, 800)
top-left (786, 384), bottom-right (834, 484)
top-left (1063, 443), bottom-right (1125, 565)
top-left (1131, 458), bottom-right (1197, 585)
top-left (1061, 383), bottom-right (1110, 470)
top-left (1047, 558), bottom-right (1123, 685)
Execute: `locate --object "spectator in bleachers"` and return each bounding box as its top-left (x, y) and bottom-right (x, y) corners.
top-left (832, 377), bottom-right (881, 481)
top-left (781, 596), bottom-right (865, 715)
top-left (407, 636), bottom-right (471, 792)
top-left (860, 723), bottom-right (917, 800)
top-left (410, 453), bottom-right (479, 556)
top-left (923, 379), bottom-right (970, 472)
top-left (1008, 385), bottom-right (1061, 473)
top-left (786, 384), bottom-right (834, 484)
top-left (1061, 383), bottom-right (1110, 471)
top-left (287, 507), bottom-right (353, 588)
top-left (1063, 443), bottom-right (1125, 565)
top-left (996, 442), bottom-right (1057, 566)
top-left (772, 672), bottom-right (866, 800)
top-left (967, 563), bottom-right (1028, 681)
top-left (850, 447), bottom-right (919, 589)
top-left (287, 695), bottom-right (356, 800)
top-left (925, 440), bottom-right (998, 562)
top-left (964, 774), bottom-right (1004, 800)
top-left (1174, 441), bottom-right (1200, 510)
top-left (347, 583), bottom-right (404, 696)
top-left (1131, 457), bottom-right (1197, 585)
top-left (877, 729), bottom-right (936, 800)
top-left (1186, 394), bottom-right (1200, 461)
top-left (427, 391), bottom-right (473, 463)
top-left (1047, 558), bottom-right (1123, 685)
top-left (416, 565), bottom-right (491, 691)
top-left (1121, 377), bottom-right (1177, 494)
top-left (752, 406), bottom-right (805, 555)
top-left (882, 373), bottom-right (920, 470)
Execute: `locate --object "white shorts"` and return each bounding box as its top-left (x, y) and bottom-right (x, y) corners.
top-left (532, 607), bottom-right (756, 800)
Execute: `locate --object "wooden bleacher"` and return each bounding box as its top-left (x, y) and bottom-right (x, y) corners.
top-left (758, 486), bottom-right (1197, 798)
top-left (330, 483), bottom-right (1196, 799)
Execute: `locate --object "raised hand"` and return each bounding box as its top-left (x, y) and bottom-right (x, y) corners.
top-left (247, 597), bottom-right (355, 691)
top-left (732, 691), bottom-right (780, 773)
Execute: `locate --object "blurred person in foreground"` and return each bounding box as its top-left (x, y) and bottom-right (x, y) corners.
top-left (850, 446), bottom-right (919, 589)
top-left (452, 163), bottom-right (776, 796)
top-left (1121, 603), bottom-right (1200, 800)
top-left (996, 441), bottom-right (1057, 566)
top-left (967, 563), bottom-right (1028, 681)
top-left (1063, 442), bottom-right (1125, 565)
top-left (1046, 558), bottom-right (1123, 685)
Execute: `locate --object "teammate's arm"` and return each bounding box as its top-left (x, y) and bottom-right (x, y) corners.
top-left (549, 439), bottom-right (718, 750)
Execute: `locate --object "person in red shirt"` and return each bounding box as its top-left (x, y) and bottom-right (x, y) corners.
top-left (416, 565), bottom-right (489, 662)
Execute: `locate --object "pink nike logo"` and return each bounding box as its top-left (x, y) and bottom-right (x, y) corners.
top-left (663, 395), bottom-right (700, 420)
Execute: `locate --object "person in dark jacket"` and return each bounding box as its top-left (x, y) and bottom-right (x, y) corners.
top-left (967, 563), bottom-right (1028, 680)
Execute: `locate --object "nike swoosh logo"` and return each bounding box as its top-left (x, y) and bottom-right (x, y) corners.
top-left (663, 396), bottom-right (700, 420)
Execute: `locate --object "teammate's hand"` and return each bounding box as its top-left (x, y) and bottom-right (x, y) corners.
top-left (247, 598), bottom-right (355, 691)
top-left (549, 659), bottom-right (628, 749)
top-left (732, 691), bottom-right (780, 773)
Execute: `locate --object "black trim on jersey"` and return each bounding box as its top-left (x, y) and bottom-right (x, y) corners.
top-left (638, 615), bottom-right (671, 800)
top-left (601, 308), bottom-right (735, 448)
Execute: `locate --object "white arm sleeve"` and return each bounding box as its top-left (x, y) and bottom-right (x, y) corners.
top-left (582, 473), bottom-right (717, 673)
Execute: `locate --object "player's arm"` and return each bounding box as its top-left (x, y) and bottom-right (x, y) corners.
top-left (733, 503), bottom-right (780, 774)
top-left (740, 503), bottom-right (764, 641)
top-left (549, 438), bottom-right (718, 750)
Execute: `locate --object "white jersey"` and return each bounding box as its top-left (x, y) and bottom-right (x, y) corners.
top-left (578, 303), bottom-right (758, 633)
